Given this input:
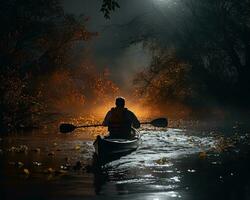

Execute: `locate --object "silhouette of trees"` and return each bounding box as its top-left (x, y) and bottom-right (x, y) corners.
top-left (133, 0), bottom-right (250, 115)
top-left (101, 0), bottom-right (120, 19)
top-left (0, 0), bottom-right (118, 131)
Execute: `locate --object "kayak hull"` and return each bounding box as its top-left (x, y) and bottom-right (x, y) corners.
top-left (93, 130), bottom-right (140, 163)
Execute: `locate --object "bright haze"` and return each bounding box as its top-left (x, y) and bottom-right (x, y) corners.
top-left (62, 0), bottom-right (173, 91)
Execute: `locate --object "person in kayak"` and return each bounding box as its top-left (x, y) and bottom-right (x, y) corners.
top-left (102, 97), bottom-right (140, 139)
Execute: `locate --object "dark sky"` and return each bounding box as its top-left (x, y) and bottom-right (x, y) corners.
top-left (62, 0), bottom-right (178, 90)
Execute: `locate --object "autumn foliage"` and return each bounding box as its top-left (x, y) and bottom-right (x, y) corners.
top-left (0, 0), bottom-right (118, 132)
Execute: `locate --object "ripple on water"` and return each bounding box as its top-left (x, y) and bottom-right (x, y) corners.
top-left (1, 127), bottom-right (222, 200)
top-left (106, 128), bottom-right (216, 171)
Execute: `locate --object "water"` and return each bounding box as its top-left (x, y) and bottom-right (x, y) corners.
top-left (0, 126), bottom-right (250, 200)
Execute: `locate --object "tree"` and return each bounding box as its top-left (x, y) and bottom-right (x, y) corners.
top-left (0, 0), bottom-right (114, 131)
top-left (100, 0), bottom-right (120, 19)
top-left (133, 0), bottom-right (250, 116)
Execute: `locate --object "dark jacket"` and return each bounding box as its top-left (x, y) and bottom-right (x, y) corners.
top-left (102, 107), bottom-right (140, 138)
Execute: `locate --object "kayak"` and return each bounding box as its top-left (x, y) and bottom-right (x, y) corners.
top-left (93, 129), bottom-right (140, 163)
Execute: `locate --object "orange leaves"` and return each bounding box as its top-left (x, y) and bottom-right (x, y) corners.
top-left (132, 50), bottom-right (194, 118)
top-left (37, 69), bottom-right (85, 113)
top-left (199, 151), bottom-right (207, 159)
top-left (23, 168), bottom-right (30, 175)
top-left (35, 61), bottom-right (119, 115)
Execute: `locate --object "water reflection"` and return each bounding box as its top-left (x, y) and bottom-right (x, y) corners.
top-left (0, 127), bottom-right (250, 200)
top-left (89, 128), bottom-right (217, 199)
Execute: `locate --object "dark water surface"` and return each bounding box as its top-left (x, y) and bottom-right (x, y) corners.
top-left (1, 125), bottom-right (250, 200)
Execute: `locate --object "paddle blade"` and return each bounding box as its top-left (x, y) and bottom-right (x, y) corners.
top-left (150, 118), bottom-right (168, 127)
top-left (59, 123), bottom-right (77, 133)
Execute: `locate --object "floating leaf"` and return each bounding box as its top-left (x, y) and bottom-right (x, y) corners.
top-left (18, 145), bottom-right (28, 153)
top-left (17, 161), bottom-right (24, 168)
top-left (8, 147), bottom-right (16, 152)
top-left (32, 161), bottom-right (42, 166)
top-left (23, 168), bottom-right (30, 175)
top-left (8, 145), bottom-right (28, 153)
top-left (9, 161), bottom-right (24, 168)
top-left (199, 151), bottom-right (207, 159)
top-left (75, 145), bottom-right (81, 150)
top-left (60, 165), bottom-right (69, 170)
top-left (48, 168), bottom-right (54, 173)
top-left (155, 157), bottom-right (169, 165)
top-left (44, 168), bottom-right (54, 174)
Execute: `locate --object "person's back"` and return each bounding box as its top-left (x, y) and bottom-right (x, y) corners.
top-left (102, 97), bottom-right (140, 138)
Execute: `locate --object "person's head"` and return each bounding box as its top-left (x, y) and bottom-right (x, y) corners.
top-left (115, 97), bottom-right (125, 108)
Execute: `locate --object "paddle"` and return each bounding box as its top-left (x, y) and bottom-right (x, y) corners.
top-left (59, 117), bottom-right (168, 133)
top-left (141, 118), bottom-right (168, 127)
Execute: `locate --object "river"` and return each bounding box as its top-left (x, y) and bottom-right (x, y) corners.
top-left (0, 121), bottom-right (250, 200)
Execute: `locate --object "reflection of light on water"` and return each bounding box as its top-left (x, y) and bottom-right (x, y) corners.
top-left (146, 192), bottom-right (182, 200)
top-left (116, 178), bottom-right (154, 184)
top-left (106, 128), bottom-right (217, 171)
top-left (3, 123), bottom-right (245, 200)
top-left (150, 184), bottom-right (177, 190)
top-left (170, 176), bottom-right (180, 182)
top-left (102, 128), bottom-right (217, 200)
top-left (169, 191), bottom-right (182, 198)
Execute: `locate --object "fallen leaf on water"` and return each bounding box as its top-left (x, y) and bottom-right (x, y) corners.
top-left (23, 168), bottom-right (30, 175)
top-left (8, 147), bottom-right (16, 152)
top-left (8, 145), bottom-right (28, 153)
top-left (18, 145), bottom-right (28, 153)
top-left (61, 164), bottom-right (71, 170)
top-left (155, 157), bottom-right (169, 165)
top-left (32, 161), bottom-right (42, 166)
top-left (44, 168), bottom-right (54, 174)
top-left (17, 161), bottom-right (24, 168)
top-left (9, 161), bottom-right (24, 168)
top-left (199, 151), bottom-right (207, 159)
top-left (75, 145), bottom-right (81, 150)
top-left (48, 168), bottom-right (54, 173)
